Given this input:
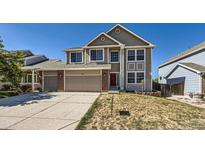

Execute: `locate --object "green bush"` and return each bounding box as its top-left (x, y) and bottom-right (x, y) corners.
top-left (20, 84), bottom-right (32, 92)
top-left (0, 91), bottom-right (19, 98)
top-left (1, 84), bottom-right (12, 91)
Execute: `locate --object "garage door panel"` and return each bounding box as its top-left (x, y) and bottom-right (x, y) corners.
top-left (44, 76), bottom-right (58, 92)
top-left (65, 76), bottom-right (101, 92)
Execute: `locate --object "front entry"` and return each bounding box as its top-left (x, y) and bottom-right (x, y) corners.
top-left (110, 73), bottom-right (117, 87)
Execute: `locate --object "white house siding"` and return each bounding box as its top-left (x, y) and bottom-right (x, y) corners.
top-left (159, 49), bottom-right (205, 84)
top-left (168, 66), bottom-right (201, 94)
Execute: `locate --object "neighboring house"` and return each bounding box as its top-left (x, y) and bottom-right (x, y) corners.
top-left (23, 24), bottom-right (155, 92)
top-left (158, 41), bottom-right (205, 95)
top-left (0, 50), bottom-right (48, 89)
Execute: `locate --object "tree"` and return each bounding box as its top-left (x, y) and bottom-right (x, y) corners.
top-left (0, 36), bottom-right (4, 49)
top-left (153, 77), bottom-right (159, 83)
top-left (0, 50), bottom-right (24, 91)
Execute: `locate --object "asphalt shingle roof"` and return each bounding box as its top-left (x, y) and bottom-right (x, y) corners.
top-left (180, 62), bottom-right (205, 73)
top-left (159, 41), bottom-right (205, 68)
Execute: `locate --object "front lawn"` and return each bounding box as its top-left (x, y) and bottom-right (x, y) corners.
top-left (76, 93), bottom-right (205, 130)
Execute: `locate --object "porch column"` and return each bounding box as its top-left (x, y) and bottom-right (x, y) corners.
top-left (120, 45), bottom-right (125, 90)
top-left (32, 69), bottom-right (35, 92)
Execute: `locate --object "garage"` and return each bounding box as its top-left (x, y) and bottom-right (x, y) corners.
top-left (65, 70), bottom-right (102, 92)
top-left (43, 71), bottom-right (58, 92)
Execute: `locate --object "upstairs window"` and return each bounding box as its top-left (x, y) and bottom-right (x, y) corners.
top-left (137, 50), bottom-right (144, 61)
top-left (128, 49), bottom-right (145, 61)
top-left (70, 52), bottom-right (82, 63)
top-left (128, 50), bottom-right (135, 61)
top-left (90, 49), bottom-right (104, 62)
top-left (110, 51), bottom-right (119, 63)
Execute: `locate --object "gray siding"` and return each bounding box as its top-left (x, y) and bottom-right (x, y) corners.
top-left (159, 49), bottom-right (205, 84)
top-left (107, 25), bottom-right (149, 46)
top-left (168, 66), bottom-right (200, 94)
top-left (87, 34), bottom-right (118, 46)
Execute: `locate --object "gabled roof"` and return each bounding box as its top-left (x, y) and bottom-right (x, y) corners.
top-left (106, 24), bottom-right (155, 46)
top-left (84, 32), bottom-right (122, 47)
top-left (159, 41), bottom-right (205, 68)
top-left (165, 62), bottom-right (205, 78)
top-left (179, 63), bottom-right (205, 73)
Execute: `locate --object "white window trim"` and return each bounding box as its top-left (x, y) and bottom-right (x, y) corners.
top-left (22, 73), bottom-right (38, 84)
top-left (136, 62), bottom-right (144, 71)
top-left (69, 51), bottom-right (83, 64)
top-left (127, 71), bottom-right (136, 84)
top-left (127, 71), bottom-right (145, 84)
top-left (136, 71), bottom-right (145, 84)
top-left (110, 50), bottom-right (120, 63)
top-left (127, 49), bottom-right (145, 62)
top-left (127, 62), bottom-right (135, 71)
top-left (89, 48), bottom-right (104, 62)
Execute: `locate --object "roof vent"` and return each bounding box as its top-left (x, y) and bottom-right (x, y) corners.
top-left (115, 28), bottom-right (121, 34)
top-left (101, 37), bottom-right (105, 41)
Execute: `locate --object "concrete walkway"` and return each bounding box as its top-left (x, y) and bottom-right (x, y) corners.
top-left (0, 92), bottom-right (99, 130)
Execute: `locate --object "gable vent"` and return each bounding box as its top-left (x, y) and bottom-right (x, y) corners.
top-left (115, 28), bottom-right (121, 34)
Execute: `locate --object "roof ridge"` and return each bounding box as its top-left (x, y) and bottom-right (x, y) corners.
top-left (159, 41), bottom-right (205, 68)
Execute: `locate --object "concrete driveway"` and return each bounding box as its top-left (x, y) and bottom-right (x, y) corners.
top-left (0, 92), bottom-right (99, 130)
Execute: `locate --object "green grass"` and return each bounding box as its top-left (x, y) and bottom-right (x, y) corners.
top-left (77, 93), bottom-right (205, 130)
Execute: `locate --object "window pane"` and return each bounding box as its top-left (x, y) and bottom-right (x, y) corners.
top-left (71, 53), bottom-right (76, 62)
top-left (110, 52), bottom-right (119, 62)
top-left (136, 72), bottom-right (144, 83)
top-left (96, 50), bottom-right (103, 60)
top-left (128, 50), bottom-right (135, 61)
top-left (128, 73), bottom-right (135, 83)
top-left (28, 75), bottom-right (32, 83)
top-left (76, 53), bottom-right (82, 62)
top-left (90, 50), bottom-right (103, 61)
top-left (90, 50), bottom-right (97, 61)
top-left (137, 50), bottom-right (144, 60)
top-left (71, 52), bottom-right (82, 62)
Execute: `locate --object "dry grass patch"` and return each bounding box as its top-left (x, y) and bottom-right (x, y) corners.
top-left (76, 93), bottom-right (205, 130)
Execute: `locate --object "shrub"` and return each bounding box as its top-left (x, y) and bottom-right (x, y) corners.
top-left (1, 84), bottom-right (12, 91)
top-left (0, 91), bottom-right (19, 98)
top-left (20, 84), bottom-right (32, 92)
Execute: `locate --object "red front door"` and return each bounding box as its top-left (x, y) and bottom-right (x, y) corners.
top-left (110, 73), bottom-right (116, 86)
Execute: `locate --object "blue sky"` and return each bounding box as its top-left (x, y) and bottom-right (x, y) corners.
top-left (0, 23), bottom-right (205, 78)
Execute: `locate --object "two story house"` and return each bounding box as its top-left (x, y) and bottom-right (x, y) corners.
top-left (158, 41), bottom-right (205, 95)
top-left (23, 24), bottom-right (155, 92)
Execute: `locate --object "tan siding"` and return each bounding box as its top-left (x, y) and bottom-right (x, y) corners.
top-left (145, 48), bottom-right (152, 91)
top-left (111, 63), bottom-right (120, 72)
top-left (88, 34), bottom-right (118, 46)
top-left (44, 71), bottom-right (58, 76)
top-left (107, 25), bottom-right (149, 46)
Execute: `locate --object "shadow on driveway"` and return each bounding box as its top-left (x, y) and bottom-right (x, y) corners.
top-left (0, 92), bottom-right (58, 107)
